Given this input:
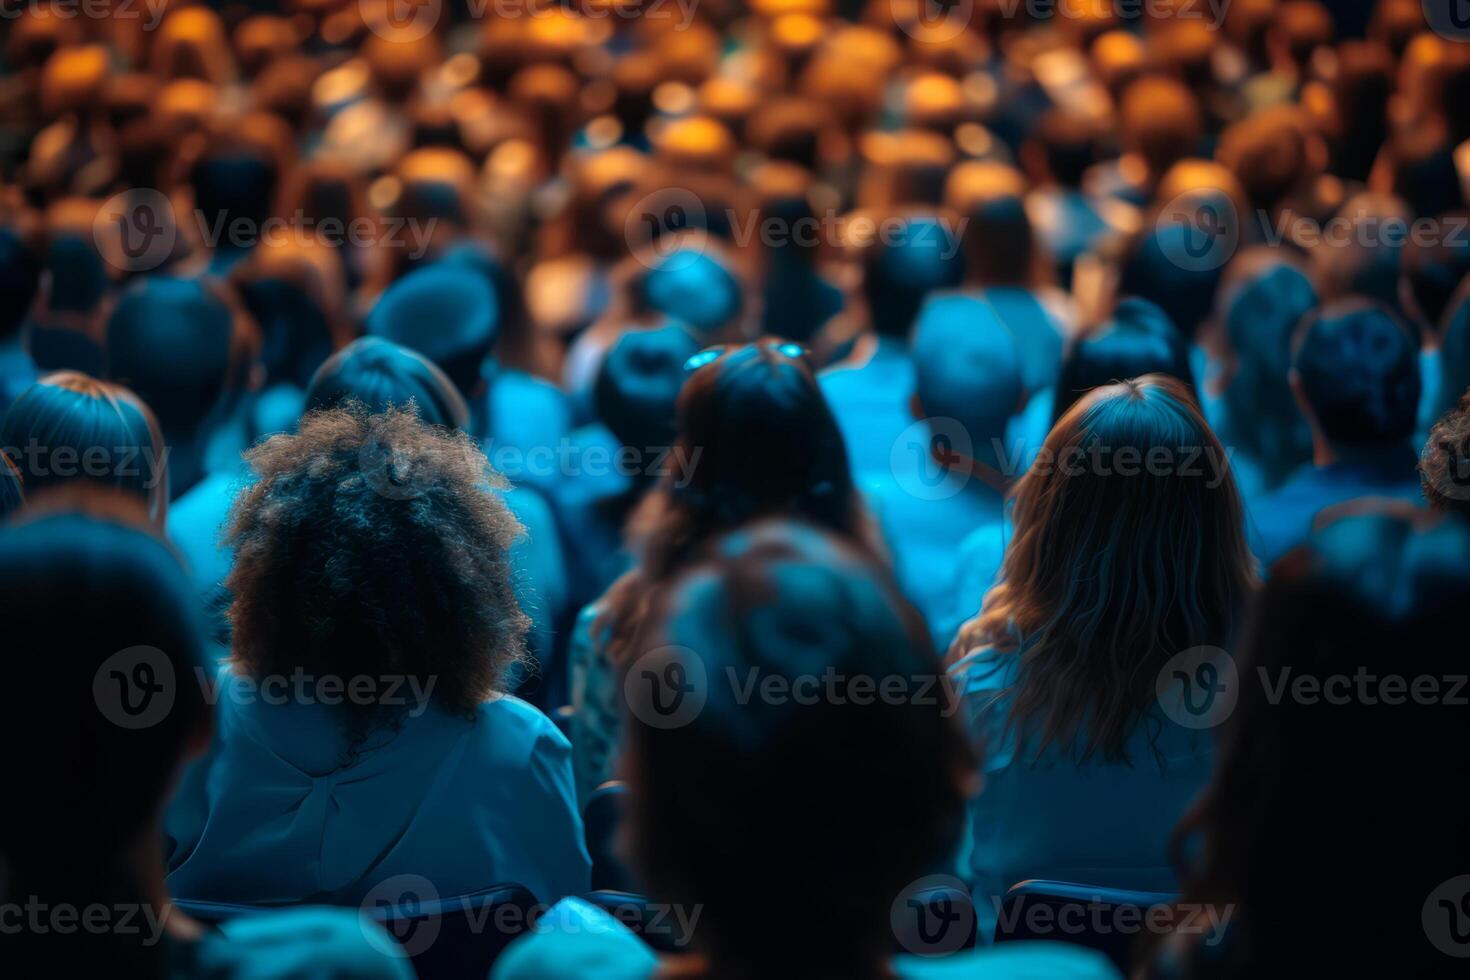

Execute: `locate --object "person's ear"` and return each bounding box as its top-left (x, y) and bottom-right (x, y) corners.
top-left (909, 391), bottom-right (925, 421)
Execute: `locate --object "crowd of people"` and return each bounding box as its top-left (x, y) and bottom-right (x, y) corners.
top-left (2, 0), bottom-right (1469, 977)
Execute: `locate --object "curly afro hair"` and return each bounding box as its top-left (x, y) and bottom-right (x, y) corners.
top-left (225, 405), bottom-right (530, 740)
top-left (1421, 388), bottom-right (1470, 517)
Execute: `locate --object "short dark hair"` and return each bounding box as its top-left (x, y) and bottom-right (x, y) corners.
top-left (0, 226), bottom-right (41, 341)
top-left (225, 406), bottom-right (529, 746)
top-left (1292, 299), bottom-right (1420, 447)
top-left (1034, 109), bottom-right (1097, 187)
top-left (1053, 297), bottom-right (1195, 424)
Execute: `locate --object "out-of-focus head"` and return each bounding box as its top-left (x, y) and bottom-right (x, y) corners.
top-left (151, 7), bottom-right (236, 85)
top-left (1268, 0), bottom-right (1334, 73)
top-left (594, 323), bottom-right (701, 454)
top-left (911, 294), bottom-right (1024, 448)
top-left (1053, 297), bottom-right (1194, 423)
top-left (1291, 299), bottom-right (1420, 450)
top-left (1311, 192), bottom-right (1412, 314)
top-left (306, 337), bottom-right (469, 431)
top-left (1026, 109), bottom-right (1099, 189)
top-left (624, 520), bottom-right (971, 972)
top-left (0, 372), bottom-right (167, 524)
top-left (105, 277), bottom-right (247, 437)
top-left (1118, 76), bottom-right (1202, 183)
top-left (0, 509), bottom-right (210, 879)
top-left (1400, 209), bottom-right (1470, 337)
top-left (232, 237), bottom-right (347, 390)
top-left (366, 261), bottom-right (499, 398)
top-left (855, 213), bottom-right (964, 338)
top-left (225, 407), bottom-right (529, 743)
top-left (1214, 248), bottom-right (1318, 478)
top-left (1216, 105), bottom-right (1322, 216)
top-left (639, 246), bottom-right (744, 336)
top-left (1170, 509), bottom-right (1470, 976)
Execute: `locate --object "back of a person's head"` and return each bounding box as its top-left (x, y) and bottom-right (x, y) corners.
top-left (1216, 105), bottom-right (1317, 216)
top-left (225, 406), bottom-right (528, 743)
top-left (1311, 192), bottom-right (1412, 315)
top-left (625, 520), bottom-right (972, 973)
top-left (859, 214), bottom-right (964, 338)
top-left (594, 323), bottom-right (701, 454)
top-left (0, 226), bottom-right (41, 341)
top-left (1167, 511), bottom-right (1470, 976)
top-left (306, 336), bottom-right (469, 431)
top-left (233, 239), bottom-right (346, 390)
top-left (1291, 298), bottom-right (1420, 449)
top-left (1032, 108), bottom-right (1098, 188)
top-left (1270, 0), bottom-right (1334, 70)
top-left (1218, 249), bottom-right (1318, 475)
top-left (0, 372), bottom-right (167, 522)
top-left (189, 147), bottom-right (278, 248)
top-left (968, 376), bottom-right (1255, 762)
top-left (105, 277), bottom-right (240, 436)
top-left (669, 343), bottom-right (855, 536)
top-left (1118, 75), bottom-right (1202, 181)
top-left (1053, 297), bottom-right (1195, 423)
top-left (366, 261), bottom-right (499, 398)
top-left (639, 246), bottom-right (744, 337)
top-left (1401, 210), bottom-right (1470, 335)
top-left (911, 294), bottom-right (1024, 449)
top-left (1118, 216), bottom-right (1226, 341)
top-left (0, 507), bottom-right (207, 908)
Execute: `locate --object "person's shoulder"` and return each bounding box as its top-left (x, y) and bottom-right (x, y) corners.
top-left (491, 898), bottom-right (657, 980)
top-left (893, 941), bottom-right (1121, 980)
top-left (206, 906), bottom-right (414, 980)
top-left (476, 694), bottom-right (570, 747)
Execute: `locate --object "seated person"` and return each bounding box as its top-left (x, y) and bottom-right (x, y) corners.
top-left (0, 502), bottom-right (410, 979)
top-left (820, 216), bottom-right (964, 485)
top-left (1148, 511), bottom-right (1470, 977)
top-left (1, 370), bottom-right (168, 525)
top-left (569, 342), bottom-right (872, 804)
top-left (494, 520), bottom-right (1118, 980)
top-left (365, 261), bottom-right (571, 491)
top-left (876, 295), bottom-right (1022, 648)
top-left (1198, 248), bottom-right (1318, 499)
top-left (1252, 299), bottom-right (1423, 565)
top-left (168, 338), bottom-right (569, 683)
top-left (166, 405), bottom-right (589, 906)
top-left (548, 322), bottom-right (700, 615)
top-left (105, 276), bottom-right (255, 499)
top-left (948, 377), bottom-right (1257, 937)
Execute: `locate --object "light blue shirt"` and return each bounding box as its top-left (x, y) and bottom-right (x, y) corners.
top-left (950, 649), bottom-right (1212, 939)
top-left (819, 337), bottom-right (916, 484)
top-left (168, 666), bottom-right (590, 907)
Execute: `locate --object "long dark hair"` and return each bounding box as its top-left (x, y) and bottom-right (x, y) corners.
top-left (1157, 511), bottom-right (1470, 977)
top-left (955, 376), bottom-right (1257, 763)
top-left (597, 343), bottom-right (870, 668)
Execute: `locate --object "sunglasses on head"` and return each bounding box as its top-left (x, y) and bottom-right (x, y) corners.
top-left (683, 341), bottom-right (809, 374)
